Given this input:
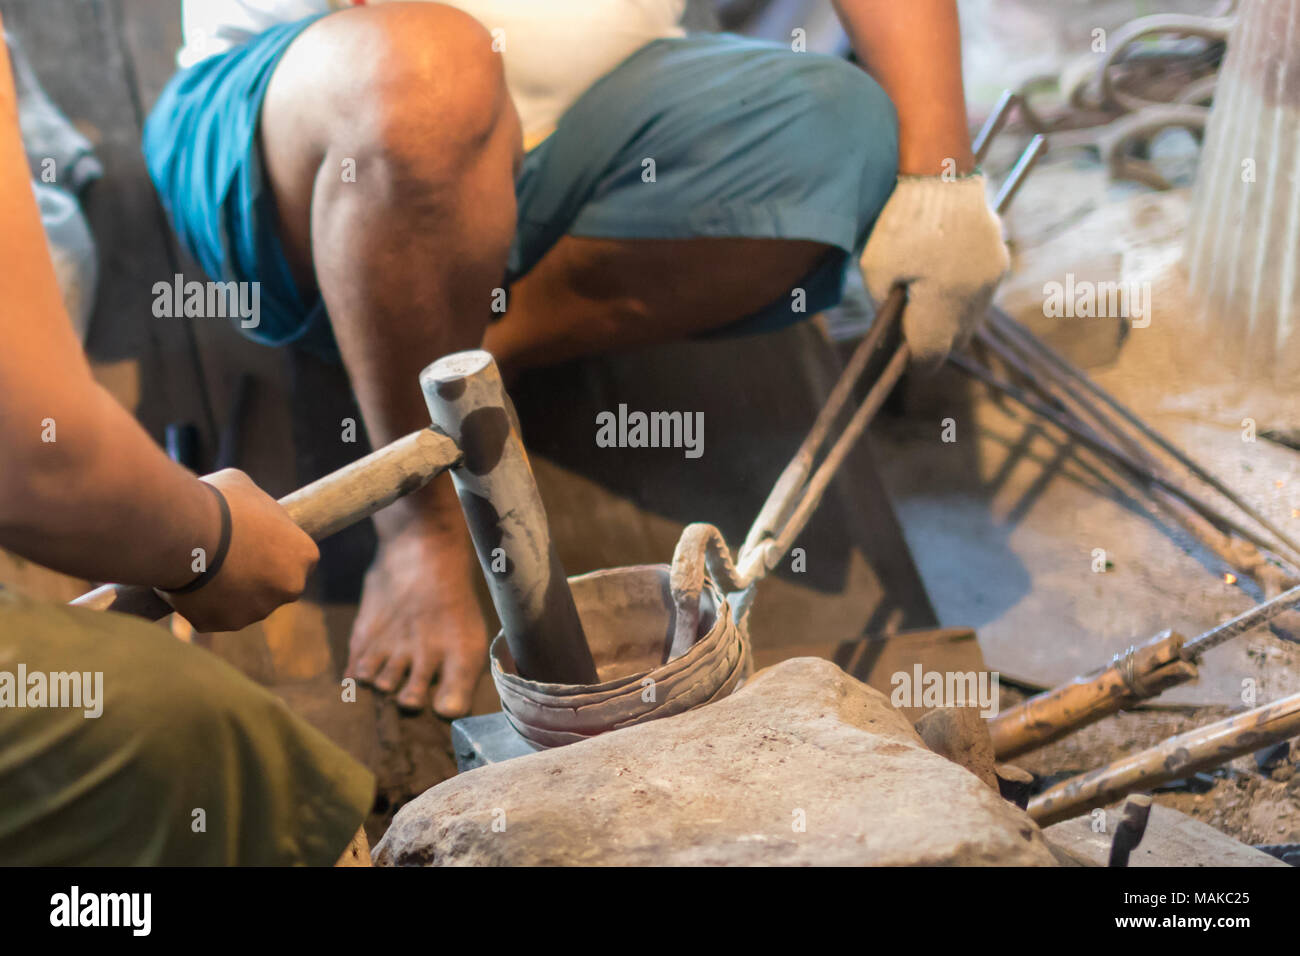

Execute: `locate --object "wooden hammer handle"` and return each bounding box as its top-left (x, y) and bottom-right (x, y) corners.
top-left (68, 428), bottom-right (461, 620)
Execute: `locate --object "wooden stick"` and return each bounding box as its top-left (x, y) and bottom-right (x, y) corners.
top-left (69, 428), bottom-right (461, 619)
top-left (1029, 689), bottom-right (1300, 826)
top-left (990, 630), bottom-right (1198, 759)
top-left (992, 585), bottom-right (1300, 759)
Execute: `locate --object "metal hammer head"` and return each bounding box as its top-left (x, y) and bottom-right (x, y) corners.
top-left (421, 350), bottom-right (598, 685)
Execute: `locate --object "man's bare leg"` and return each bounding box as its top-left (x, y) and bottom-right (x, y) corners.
top-left (484, 236), bottom-right (836, 372)
top-left (259, 6), bottom-right (837, 716)
top-left (260, 2), bottom-right (521, 715)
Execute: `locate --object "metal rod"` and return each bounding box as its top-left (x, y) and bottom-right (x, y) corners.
top-left (741, 287), bottom-right (905, 561)
top-left (972, 89), bottom-right (1020, 165)
top-left (765, 345), bottom-right (910, 567)
top-left (421, 350), bottom-right (598, 685)
top-left (949, 352), bottom-right (1293, 563)
top-left (990, 308), bottom-right (1300, 564)
top-left (973, 326), bottom-right (1287, 587)
top-left (982, 322), bottom-right (1156, 466)
top-left (1182, 583), bottom-right (1300, 659)
top-left (994, 134), bottom-right (1048, 215)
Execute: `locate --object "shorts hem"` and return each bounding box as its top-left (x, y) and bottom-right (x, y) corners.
top-left (562, 204), bottom-right (862, 253)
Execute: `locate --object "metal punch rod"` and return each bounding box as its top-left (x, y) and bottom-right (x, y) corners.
top-left (421, 350), bottom-right (598, 685)
top-left (74, 350), bottom-right (599, 688)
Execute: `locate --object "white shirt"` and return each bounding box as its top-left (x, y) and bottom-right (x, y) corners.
top-left (180, 0), bottom-right (687, 144)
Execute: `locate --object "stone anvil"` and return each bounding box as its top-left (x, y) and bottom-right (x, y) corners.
top-left (378, 658), bottom-right (1058, 867)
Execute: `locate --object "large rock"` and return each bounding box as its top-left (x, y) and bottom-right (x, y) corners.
top-left (375, 658), bottom-right (1057, 866)
top-left (914, 706), bottom-right (999, 791)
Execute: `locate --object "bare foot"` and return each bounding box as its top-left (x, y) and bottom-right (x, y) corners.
top-left (345, 525), bottom-right (489, 716)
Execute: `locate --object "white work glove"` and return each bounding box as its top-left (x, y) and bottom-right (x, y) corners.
top-left (860, 174), bottom-right (1010, 368)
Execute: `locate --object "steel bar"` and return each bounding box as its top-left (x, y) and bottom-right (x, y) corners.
top-left (421, 350), bottom-right (598, 685)
top-left (974, 326), bottom-right (1293, 591)
top-left (989, 308), bottom-right (1300, 565)
top-left (994, 134), bottom-right (1048, 215)
top-left (740, 287), bottom-right (906, 575)
top-left (1029, 688), bottom-right (1300, 826)
top-left (972, 89), bottom-right (1020, 165)
top-left (1182, 583), bottom-right (1300, 658)
top-left (743, 344), bottom-right (909, 582)
top-left (981, 322), bottom-right (1157, 467)
top-left (949, 352), bottom-right (1292, 563)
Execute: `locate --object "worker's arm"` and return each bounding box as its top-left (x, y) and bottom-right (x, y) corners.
top-left (833, 0), bottom-right (1010, 367)
top-left (0, 23), bottom-right (317, 631)
top-left (833, 0), bottom-right (973, 176)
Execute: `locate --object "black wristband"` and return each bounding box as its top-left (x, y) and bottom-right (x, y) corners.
top-left (161, 482), bottom-right (232, 595)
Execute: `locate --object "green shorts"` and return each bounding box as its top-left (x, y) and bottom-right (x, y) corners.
top-left (143, 21), bottom-right (899, 357)
top-left (0, 588), bottom-right (374, 865)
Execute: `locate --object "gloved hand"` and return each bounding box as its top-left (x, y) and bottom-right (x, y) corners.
top-left (860, 174), bottom-right (1009, 368)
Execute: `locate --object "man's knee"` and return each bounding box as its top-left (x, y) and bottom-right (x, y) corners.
top-left (272, 2), bottom-right (513, 178)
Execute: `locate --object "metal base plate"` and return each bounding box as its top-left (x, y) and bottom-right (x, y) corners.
top-left (451, 712), bottom-right (539, 772)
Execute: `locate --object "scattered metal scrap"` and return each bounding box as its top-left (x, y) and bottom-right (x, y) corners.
top-left (975, 6), bottom-right (1237, 191)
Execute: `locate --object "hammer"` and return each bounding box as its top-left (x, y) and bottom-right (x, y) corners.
top-left (70, 351), bottom-right (599, 686)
